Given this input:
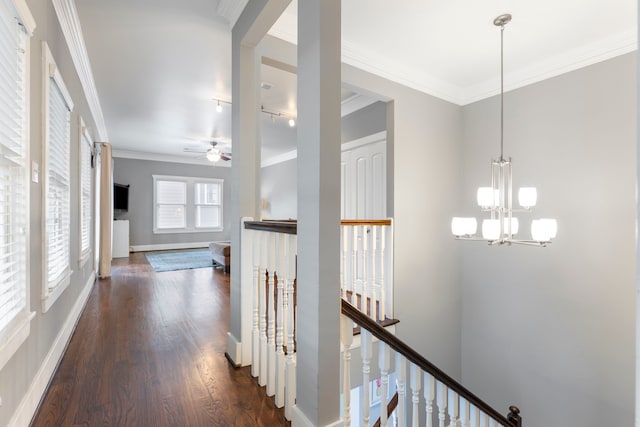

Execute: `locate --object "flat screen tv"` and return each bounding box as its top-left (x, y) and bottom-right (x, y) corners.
top-left (114, 183), bottom-right (129, 212)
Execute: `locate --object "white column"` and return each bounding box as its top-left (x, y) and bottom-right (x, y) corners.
top-left (293, 0), bottom-right (342, 425)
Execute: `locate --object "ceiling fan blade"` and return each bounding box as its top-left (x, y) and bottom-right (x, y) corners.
top-left (220, 154), bottom-right (231, 161)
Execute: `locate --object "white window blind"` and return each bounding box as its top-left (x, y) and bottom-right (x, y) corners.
top-left (195, 182), bottom-right (221, 228)
top-left (0, 0), bottom-right (27, 336)
top-left (79, 126), bottom-right (92, 259)
top-left (153, 175), bottom-right (223, 233)
top-left (156, 180), bottom-right (186, 229)
top-left (43, 42), bottom-right (73, 302)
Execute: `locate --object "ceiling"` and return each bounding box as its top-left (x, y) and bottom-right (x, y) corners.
top-left (75, 0), bottom-right (637, 164)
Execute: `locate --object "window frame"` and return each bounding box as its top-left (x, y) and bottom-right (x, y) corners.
top-left (152, 175), bottom-right (223, 234)
top-left (0, 0), bottom-right (35, 372)
top-left (78, 117), bottom-right (92, 266)
top-left (41, 41), bottom-right (74, 313)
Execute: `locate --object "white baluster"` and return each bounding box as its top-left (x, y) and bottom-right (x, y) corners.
top-left (266, 234), bottom-right (276, 396)
top-left (437, 383), bottom-right (448, 427)
top-left (409, 363), bottom-right (421, 427)
top-left (341, 314), bottom-right (354, 426)
top-left (461, 399), bottom-right (470, 427)
top-left (396, 354), bottom-right (406, 427)
top-left (351, 226), bottom-right (357, 307)
top-left (361, 330), bottom-right (373, 426)
top-left (275, 233), bottom-right (286, 407)
top-left (251, 230), bottom-right (260, 377)
top-left (379, 224), bottom-right (386, 321)
top-left (448, 390), bottom-right (460, 427)
top-left (370, 226), bottom-right (377, 321)
top-left (284, 235), bottom-right (297, 420)
top-left (259, 231), bottom-right (268, 386)
top-left (471, 407), bottom-right (480, 427)
top-left (379, 342), bottom-right (391, 427)
top-left (489, 419), bottom-right (497, 427)
top-left (483, 413), bottom-right (489, 427)
top-left (424, 373), bottom-right (435, 427)
top-left (362, 226), bottom-right (368, 315)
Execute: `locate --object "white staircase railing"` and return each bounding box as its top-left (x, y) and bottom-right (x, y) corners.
top-left (240, 218), bottom-right (394, 421)
top-left (340, 300), bottom-right (523, 427)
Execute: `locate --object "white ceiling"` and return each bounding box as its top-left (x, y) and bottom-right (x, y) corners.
top-left (75, 0), bottom-right (637, 163)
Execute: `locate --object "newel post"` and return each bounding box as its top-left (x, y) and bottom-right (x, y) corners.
top-left (507, 406), bottom-right (522, 427)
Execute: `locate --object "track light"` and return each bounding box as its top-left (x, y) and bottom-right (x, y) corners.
top-left (288, 118), bottom-right (295, 127)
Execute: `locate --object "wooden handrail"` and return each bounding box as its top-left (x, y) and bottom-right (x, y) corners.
top-left (341, 299), bottom-right (521, 427)
top-left (245, 219), bottom-right (392, 235)
top-left (372, 392), bottom-right (399, 427)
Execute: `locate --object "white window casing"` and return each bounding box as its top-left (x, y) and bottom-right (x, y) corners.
top-left (42, 41), bottom-right (74, 312)
top-left (78, 118), bottom-right (92, 266)
top-left (153, 175), bottom-right (223, 234)
top-left (0, 0), bottom-right (35, 372)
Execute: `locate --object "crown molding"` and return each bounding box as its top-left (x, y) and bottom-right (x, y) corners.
top-left (217, 0), bottom-right (249, 28)
top-left (113, 149), bottom-right (230, 167)
top-left (51, 0), bottom-right (108, 141)
top-left (341, 93), bottom-right (377, 117)
top-left (268, 23), bottom-right (637, 106)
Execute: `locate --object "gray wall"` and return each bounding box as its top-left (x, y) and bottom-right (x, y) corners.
top-left (341, 101), bottom-right (387, 143)
top-left (113, 157), bottom-right (232, 246)
top-left (1, 0), bottom-right (101, 422)
top-left (460, 53), bottom-right (636, 426)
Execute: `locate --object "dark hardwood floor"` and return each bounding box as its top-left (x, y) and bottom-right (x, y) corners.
top-left (31, 253), bottom-right (290, 427)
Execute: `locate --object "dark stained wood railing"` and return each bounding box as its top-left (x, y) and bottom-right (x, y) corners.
top-left (246, 219), bottom-right (393, 234)
top-left (372, 392), bottom-right (399, 427)
top-left (341, 299), bottom-right (522, 427)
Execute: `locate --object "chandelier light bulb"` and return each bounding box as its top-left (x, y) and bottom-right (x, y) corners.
top-left (503, 217), bottom-right (519, 235)
top-left (451, 217), bottom-right (477, 237)
top-left (531, 218), bottom-right (557, 241)
top-left (477, 187), bottom-right (498, 208)
top-left (518, 187), bottom-right (537, 208)
top-left (482, 219), bottom-right (501, 240)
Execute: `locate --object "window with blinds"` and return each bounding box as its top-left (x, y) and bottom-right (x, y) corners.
top-left (43, 42), bottom-right (74, 310)
top-left (79, 124), bottom-right (92, 262)
top-left (0, 0), bottom-right (33, 369)
top-left (153, 175), bottom-right (223, 233)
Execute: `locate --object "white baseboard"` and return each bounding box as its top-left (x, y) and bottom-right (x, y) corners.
top-left (9, 272), bottom-right (96, 427)
top-left (130, 241), bottom-right (211, 252)
top-left (225, 332), bottom-right (242, 366)
top-left (290, 406), bottom-right (343, 427)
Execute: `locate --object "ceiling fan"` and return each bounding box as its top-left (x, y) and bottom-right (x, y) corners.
top-left (183, 140), bottom-right (232, 162)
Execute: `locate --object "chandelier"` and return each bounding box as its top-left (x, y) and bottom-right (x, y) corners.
top-left (451, 14), bottom-right (557, 247)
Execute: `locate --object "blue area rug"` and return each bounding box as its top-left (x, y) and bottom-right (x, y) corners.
top-left (145, 249), bottom-right (212, 272)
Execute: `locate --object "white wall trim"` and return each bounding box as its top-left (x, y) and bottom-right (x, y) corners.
top-left (51, 0), bottom-right (108, 141)
top-left (268, 25), bottom-right (637, 106)
top-left (9, 272), bottom-right (96, 427)
top-left (129, 241), bottom-right (211, 252)
top-left (341, 93), bottom-right (377, 117)
top-left (262, 149), bottom-right (297, 168)
top-left (225, 332), bottom-right (242, 365)
top-left (112, 149), bottom-right (230, 167)
top-left (11, 0), bottom-right (35, 35)
top-left (290, 406), bottom-right (342, 427)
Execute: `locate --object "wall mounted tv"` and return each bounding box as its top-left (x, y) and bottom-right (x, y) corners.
top-left (114, 183), bottom-right (129, 212)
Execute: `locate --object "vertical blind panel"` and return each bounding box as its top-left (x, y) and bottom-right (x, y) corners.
top-left (195, 206), bottom-right (220, 228)
top-left (0, 0), bottom-right (26, 334)
top-left (157, 205), bottom-right (186, 229)
top-left (46, 77), bottom-right (71, 289)
top-left (80, 136), bottom-right (91, 253)
top-left (157, 180), bottom-right (186, 204)
top-left (195, 182), bottom-right (220, 205)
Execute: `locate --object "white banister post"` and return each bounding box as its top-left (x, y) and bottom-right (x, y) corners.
top-left (370, 226), bottom-right (378, 321)
top-left (259, 231), bottom-right (268, 386)
top-left (361, 330), bottom-right (373, 426)
top-left (409, 363), bottom-right (421, 427)
top-left (351, 226), bottom-right (357, 307)
top-left (251, 228), bottom-right (260, 377)
top-left (438, 383), bottom-right (448, 427)
top-left (396, 353), bottom-right (407, 427)
top-left (275, 233), bottom-right (286, 407)
top-left (266, 233), bottom-right (276, 396)
top-left (341, 314), bottom-right (354, 426)
top-left (448, 390), bottom-right (460, 427)
top-left (362, 226), bottom-right (368, 316)
top-left (379, 342), bottom-right (391, 427)
top-left (284, 234), bottom-right (297, 420)
top-left (424, 373), bottom-right (435, 427)
top-left (379, 223), bottom-right (387, 320)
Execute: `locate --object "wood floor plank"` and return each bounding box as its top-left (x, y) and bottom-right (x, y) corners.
top-left (31, 252), bottom-right (290, 427)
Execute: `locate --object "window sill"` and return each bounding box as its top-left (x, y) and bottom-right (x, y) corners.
top-left (42, 269), bottom-right (72, 313)
top-left (153, 227), bottom-right (223, 235)
top-left (78, 250), bottom-right (90, 268)
top-left (0, 310), bottom-right (36, 371)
